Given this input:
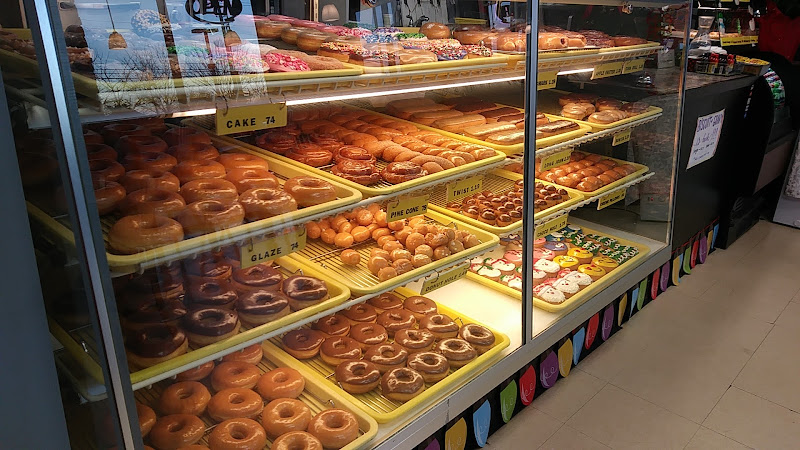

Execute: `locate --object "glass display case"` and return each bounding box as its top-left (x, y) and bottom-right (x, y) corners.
top-left (0, 0), bottom-right (686, 448)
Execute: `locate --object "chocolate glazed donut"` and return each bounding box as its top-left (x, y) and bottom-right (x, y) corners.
top-left (183, 308), bottom-right (240, 346)
top-left (126, 324), bottom-right (188, 368)
top-left (282, 275), bottom-right (329, 311)
top-left (188, 279), bottom-right (238, 309)
top-left (236, 291), bottom-right (291, 325)
top-left (231, 264), bottom-right (284, 293)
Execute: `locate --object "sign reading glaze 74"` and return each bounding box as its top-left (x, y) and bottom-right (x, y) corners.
top-left (186, 0), bottom-right (243, 24)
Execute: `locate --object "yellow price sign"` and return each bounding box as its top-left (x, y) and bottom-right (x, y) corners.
top-left (540, 149), bottom-right (572, 171)
top-left (447, 175), bottom-right (483, 202)
top-left (622, 59), bottom-right (646, 74)
top-left (535, 214), bottom-right (569, 239)
top-left (612, 129), bottom-right (632, 146)
top-left (537, 71), bottom-right (558, 91)
top-left (387, 194), bottom-right (429, 221)
top-left (597, 189), bottom-right (626, 210)
top-left (240, 227), bottom-right (306, 268)
top-left (592, 61), bottom-right (624, 80)
top-left (720, 35), bottom-right (757, 46)
top-left (216, 102), bottom-right (287, 136)
top-left (420, 263), bottom-right (469, 295)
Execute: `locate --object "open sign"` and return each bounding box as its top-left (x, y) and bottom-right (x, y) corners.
top-left (185, 0), bottom-right (243, 24)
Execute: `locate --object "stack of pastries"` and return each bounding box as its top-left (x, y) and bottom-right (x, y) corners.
top-left (84, 121), bottom-right (338, 255)
top-left (535, 151), bottom-right (639, 192)
top-left (281, 293), bottom-right (497, 401)
top-left (445, 180), bottom-right (526, 227)
top-left (137, 345), bottom-right (360, 449)
top-left (254, 105), bottom-right (498, 185)
top-left (538, 26), bottom-right (648, 49)
top-left (556, 93), bottom-right (650, 124)
top-left (118, 246), bottom-right (330, 369)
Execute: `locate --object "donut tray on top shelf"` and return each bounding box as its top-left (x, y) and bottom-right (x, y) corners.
top-left (262, 288), bottom-right (510, 423)
top-left (427, 169), bottom-right (584, 235)
top-left (341, 54), bottom-right (514, 74)
top-left (288, 209), bottom-right (498, 295)
top-left (49, 257), bottom-right (351, 389)
top-left (466, 224), bottom-right (649, 313)
top-left (134, 352), bottom-right (378, 449)
top-left (537, 89), bottom-right (663, 132)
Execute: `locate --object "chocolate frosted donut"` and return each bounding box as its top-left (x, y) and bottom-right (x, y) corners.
top-left (188, 279), bottom-right (238, 309)
top-left (282, 275), bottom-right (328, 311)
top-left (126, 324), bottom-right (188, 367)
top-left (124, 300), bottom-right (187, 330)
top-left (312, 314), bottom-right (351, 336)
top-left (127, 263), bottom-right (184, 301)
top-left (231, 264), bottom-right (283, 293)
top-left (183, 308), bottom-right (240, 346)
top-left (184, 252), bottom-right (236, 282)
top-left (236, 291), bottom-right (290, 325)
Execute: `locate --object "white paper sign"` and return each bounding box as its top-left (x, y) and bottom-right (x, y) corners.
top-left (687, 110), bottom-right (725, 169)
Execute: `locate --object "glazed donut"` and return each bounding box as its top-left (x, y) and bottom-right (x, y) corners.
top-left (162, 127), bottom-right (212, 147)
top-left (596, 98), bottom-right (623, 111)
top-left (83, 129), bottom-right (104, 145)
top-left (109, 214), bottom-right (184, 254)
top-left (149, 414), bottom-right (205, 450)
top-left (121, 169), bottom-right (180, 193)
top-left (158, 381), bottom-right (211, 415)
top-left (367, 292), bottom-right (404, 313)
top-left (281, 26), bottom-right (306, 45)
top-left (587, 111), bottom-right (620, 124)
top-left (136, 402), bottom-right (156, 438)
top-left (272, 431), bottom-right (323, 450)
top-left (183, 308), bottom-right (241, 347)
top-left (102, 123), bottom-right (150, 145)
top-left (342, 303), bottom-right (378, 324)
top-left (123, 151), bottom-right (177, 172)
top-left (210, 361), bottom-right (260, 392)
top-left (612, 36), bottom-right (647, 47)
top-left (380, 367), bottom-right (425, 401)
top-left (176, 200), bottom-right (245, 236)
top-left (187, 279), bottom-right (237, 309)
top-left (120, 188), bottom-right (186, 218)
top-left (408, 351), bottom-right (450, 383)
top-left (420, 313), bottom-right (459, 340)
top-left (381, 161), bottom-right (428, 184)
top-left (217, 153), bottom-right (270, 171)
top-left (235, 291), bottom-right (290, 325)
top-left (261, 398), bottom-right (312, 438)
top-left (282, 275), bottom-right (329, 311)
top-left (307, 409), bottom-right (360, 449)
top-left (255, 366), bottom-right (305, 401)
top-left (225, 168), bottom-right (280, 194)
top-left (239, 187), bottom-right (297, 221)
top-left (331, 159), bottom-right (381, 185)
top-left (297, 30), bottom-right (333, 52)
top-left (231, 264), bottom-right (283, 293)
top-left (132, 117), bottom-right (168, 135)
top-left (435, 338), bottom-right (477, 368)
top-left (176, 360), bottom-right (215, 381)
top-left (420, 22), bottom-right (451, 39)
top-left (286, 143), bottom-right (332, 167)
top-left (180, 178), bottom-right (238, 204)
top-left (168, 142), bottom-right (219, 161)
top-left (403, 296), bottom-right (437, 319)
top-left (208, 387), bottom-right (264, 422)
top-left (349, 322), bottom-right (388, 350)
top-left (255, 19), bottom-right (291, 39)
top-left (365, 342), bottom-right (408, 373)
top-left (620, 101), bottom-right (649, 117)
top-left (86, 143), bottom-right (118, 161)
top-left (320, 336), bottom-right (361, 366)
top-left (394, 328), bottom-right (436, 355)
top-left (282, 329), bottom-right (325, 359)
top-left (376, 309), bottom-right (416, 336)
top-left (208, 418), bottom-right (267, 450)
top-left (117, 135), bottom-right (168, 154)
top-left (283, 176), bottom-right (337, 207)
top-left (312, 314), bottom-right (351, 336)
top-left (173, 160), bottom-right (226, 184)
top-left (90, 158), bottom-right (125, 183)
top-left (93, 179), bottom-right (126, 215)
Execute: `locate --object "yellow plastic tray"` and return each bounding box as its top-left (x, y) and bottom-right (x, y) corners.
top-left (289, 210), bottom-right (499, 295)
top-left (369, 106), bottom-right (591, 155)
top-left (535, 156), bottom-right (649, 198)
top-left (598, 41), bottom-right (662, 52)
top-left (538, 89), bottom-right (663, 131)
top-left (48, 257), bottom-right (351, 386)
top-left (134, 352), bottom-right (378, 449)
top-left (262, 288), bottom-right (510, 423)
top-left (25, 138), bottom-right (362, 273)
top-left (342, 54), bottom-right (513, 74)
top-left (466, 225), bottom-right (650, 312)
top-left (427, 170), bottom-right (584, 235)
top-left (205, 118), bottom-right (506, 198)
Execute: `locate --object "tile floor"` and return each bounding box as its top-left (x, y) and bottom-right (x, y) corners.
top-left (486, 220), bottom-right (800, 450)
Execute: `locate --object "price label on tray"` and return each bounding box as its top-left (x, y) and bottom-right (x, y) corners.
top-left (535, 214), bottom-right (569, 239)
top-left (720, 35), bottom-right (757, 46)
top-left (622, 59), bottom-right (646, 74)
top-left (540, 149), bottom-right (572, 170)
top-left (597, 189), bottom-right (626, 210)
top-left (612, 129), bottom-right (632, 146)
top-left (592, 62), bottom-right (624, 80)
top-left (419, 263), bottom-right (469, 295)
top-left (216, 102), bottom-right (288, 136)
top-left (537, 71), bottom-right (558, 91)
top-left (447, 175), bottom-right (483, 202)
top-left (240, 227), bottom-right (306, 269)
top-left (387, 194), bottom-right (430, 221)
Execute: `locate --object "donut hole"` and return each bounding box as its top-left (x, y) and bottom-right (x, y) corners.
top-left (230, 425), bottom-right (249, 440)
top-left (200, 202), bottom-right (227, 213)
top-left (278, 406), bottom-right (295, 418)
top-left (396, 372), bottom-right (413, 382)
top-left (351, 365), bottom-right (367, 376)
top-left (230, 394), bottom-right (244, 404)
top-left (381, 349), bottom-right (395, 358)
top-left (324, 415), bottom-right (345, 429)
top-left (422, 355), bottom-right (437, 365)
top-left (274, 373), bottom-right (288, 383)
top-left (167, 420), bottom-right (186, 432)
top-left (200, 283), bottom-right (223, 295)
top-left (177, 389), bottom-right (193, 400)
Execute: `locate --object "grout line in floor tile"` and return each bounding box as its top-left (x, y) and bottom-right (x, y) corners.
top-left (608, 381), bottom-right (703, 426)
